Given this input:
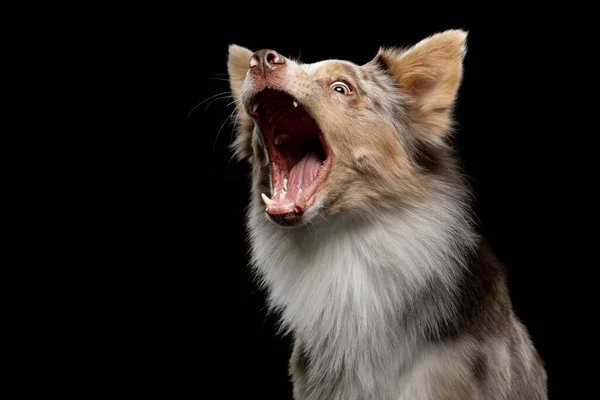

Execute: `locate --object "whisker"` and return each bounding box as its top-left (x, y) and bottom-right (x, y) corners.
top-left (203, 94), bottom-right (232, 112)
top-left (213, 104), bottom-right (241, 151)
top-left (188, 91), bottom-right (232, 117)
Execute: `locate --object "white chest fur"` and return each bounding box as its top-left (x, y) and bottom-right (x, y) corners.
top-left (246, 181), bottom-right (476, 398)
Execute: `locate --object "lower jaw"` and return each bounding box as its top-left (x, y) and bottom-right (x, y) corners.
top-left (262, 192), bottom-right (316, 215)
top-left (263, 180), bottom-right (318, 216)
top-left (263, 157), bottom-right (331, 216)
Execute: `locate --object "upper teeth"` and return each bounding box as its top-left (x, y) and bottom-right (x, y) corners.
top-left (293, 101), bottom-right (298, 108)
top-left (252, 104), bottom-right (259, 113)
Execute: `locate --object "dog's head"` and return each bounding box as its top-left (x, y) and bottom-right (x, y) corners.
top-left (227, 30), bottom-right (467, 227)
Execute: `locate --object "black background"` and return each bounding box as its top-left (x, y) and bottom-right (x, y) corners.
top-left (102, 9), bottom-right (577, 399)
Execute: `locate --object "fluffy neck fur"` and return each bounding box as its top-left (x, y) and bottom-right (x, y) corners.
top-left (247, 175), bottom-right (478, 393)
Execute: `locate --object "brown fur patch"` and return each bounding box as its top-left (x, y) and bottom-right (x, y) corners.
top-left (412, 140), bottom-right (446, 174)
top-left (427, 239), bottom-right (513, 342)
top-left (470, 351), bottom-right (488, 383)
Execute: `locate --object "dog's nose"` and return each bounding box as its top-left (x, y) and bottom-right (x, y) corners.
top-left (249, 49), bottom-right (286, 73)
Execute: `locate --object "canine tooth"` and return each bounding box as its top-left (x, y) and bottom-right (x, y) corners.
top-left (261, 193), bottom-right (274, 207)
top-left (252, 103), bottom-right (259, 113)
top-left (283, 178), bottom-right (288, 191)
top-left (293, 101), bottom-right (298, 108)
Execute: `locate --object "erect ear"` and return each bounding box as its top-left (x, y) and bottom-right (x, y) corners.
top-left (375, 30), bottom-right (467, 136)
top-left (227, 44), bottom-right (253, 104)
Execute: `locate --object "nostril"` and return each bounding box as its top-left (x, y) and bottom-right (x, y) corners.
top-left (249, 49), bottom-right (285, 70)
top-left (265, 51), bottom-right (285, 66)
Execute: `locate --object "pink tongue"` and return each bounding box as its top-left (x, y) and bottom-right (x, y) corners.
top-left (284, 152), bottom-right (322, 201)
top-left (265, 152), bottom-right (322, 215)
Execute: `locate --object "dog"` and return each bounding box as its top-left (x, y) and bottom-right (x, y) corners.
top-left (225, 29), bottom-right (548, 399)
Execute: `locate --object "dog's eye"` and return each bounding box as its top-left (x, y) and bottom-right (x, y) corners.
top-left (330, 81), bottom-right (352, 95)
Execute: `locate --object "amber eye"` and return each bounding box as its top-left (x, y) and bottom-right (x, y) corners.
top-left (330, 81), bottom-right (352, 95)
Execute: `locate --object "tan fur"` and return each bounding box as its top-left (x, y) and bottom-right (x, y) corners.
top-left (306, 63), bottom-right (428, 212)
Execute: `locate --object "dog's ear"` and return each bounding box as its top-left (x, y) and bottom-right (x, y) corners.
top-left (228, 45), bottom-right (253, 103)
top-left (374, 30), bottom-right (467, 137)
top-left (226, 45), bottom-right (254, 161)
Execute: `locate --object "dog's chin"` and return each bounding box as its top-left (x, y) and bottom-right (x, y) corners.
top-left (257, 195), bottom-right (323, 228)
top-left (267, 209), bottom-right (307, 228)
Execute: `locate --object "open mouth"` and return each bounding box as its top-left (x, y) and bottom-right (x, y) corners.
top-left (248, 89), bottom-right (331, 216)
